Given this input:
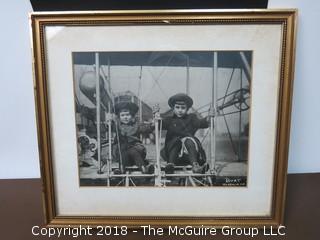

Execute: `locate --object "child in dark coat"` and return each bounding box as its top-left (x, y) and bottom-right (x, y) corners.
top-left (155, 93), bottom-right (212, 174)
top-left (107, 101), bottom-right (154, 174)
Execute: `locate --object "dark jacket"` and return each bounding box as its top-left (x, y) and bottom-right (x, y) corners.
top-left (114, 120), bottom-right (153, 147)
top-left (160, 113), bottom-right (209, 163)
top-left (112, 120), bottom-right (153, 165)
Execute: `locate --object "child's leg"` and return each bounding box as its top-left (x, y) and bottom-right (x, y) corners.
top-left (184, 138), bottom-right (209, 173)
top-left (184, 138), bottom-right (198, 164)
top-left (112, 144), bottom-right (130, 172)
top-left (127, 146), bottom-right (145, 169)
top-left (121, 151), bottom-right (131, 169)
top-left (168, 145), bottom-right (181, 164)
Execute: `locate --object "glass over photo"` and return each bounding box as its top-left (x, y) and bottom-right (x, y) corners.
top-left (72, 51), bottom-right (252, 187)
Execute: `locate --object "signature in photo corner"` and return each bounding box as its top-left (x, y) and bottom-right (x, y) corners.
top-left (225, 177), bottom-right (242, 184)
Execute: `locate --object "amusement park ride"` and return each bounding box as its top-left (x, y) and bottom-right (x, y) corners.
top-left (75, 51), bottom-right (251, 187)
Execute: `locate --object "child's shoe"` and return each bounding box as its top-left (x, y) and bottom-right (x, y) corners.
top-left (142, 164), bottom-right (155, 174)
top-left (164, 163), bottom-right (175, 174)
top-left (192, 162), bottom-right (209, 174)
top-left (113, 168), bottom-right (122, 175)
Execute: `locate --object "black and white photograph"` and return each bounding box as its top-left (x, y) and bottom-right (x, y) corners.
top-left (73, 51), bottom-right (251, 187)
top-left (30, 10), bottom-right (297, 226)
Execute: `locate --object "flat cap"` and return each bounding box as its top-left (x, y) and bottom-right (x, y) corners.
top-left (168, 93), bottom-right (193, 108)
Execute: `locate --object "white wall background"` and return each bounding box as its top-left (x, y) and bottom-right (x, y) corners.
top-left (0, 0), bottom-right (319, 179)
top-left (0, 0), bottom-right (39, 178)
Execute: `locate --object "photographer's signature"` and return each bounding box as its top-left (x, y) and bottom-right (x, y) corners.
top-left (223, 177), bottom-right (246, 186)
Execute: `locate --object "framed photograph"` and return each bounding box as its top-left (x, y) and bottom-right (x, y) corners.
top-left (31, 9), bottom-right (297, 227)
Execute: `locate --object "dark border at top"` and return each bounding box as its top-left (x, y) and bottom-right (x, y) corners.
top-left (30, 0), bottom-right (268, 11)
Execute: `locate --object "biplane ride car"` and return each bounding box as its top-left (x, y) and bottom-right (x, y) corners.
top-left (74, 51), bottom-right (251, 187)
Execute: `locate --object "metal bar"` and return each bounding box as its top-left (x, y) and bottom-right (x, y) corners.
top-left (154, 118), bottom-right (162, 186)
top-left (107, 102), bottom-right (112, 186)
top-left (139, 98), bottom-right (142, 122)
top-left (218, 95), bottom-right (250, 111)
top-left (210, 52), bottom-right (218, 171)
top-left (95, 52), bottom-right (102, 174)
top-left (199, 105), bottom-right (249, 116)
top-left (125, 172), bottom-right (129, 187)
top-left (165, 173), bottom-right (216, 177)
top-left (106, 175), bottom-right (110, 186)
top-left (206, 176), bottom-right (213, 186)
top-left (191, 87), bottom-right (247, 113)
top-left (104, 62), bottom-right (124, 173)
top-left (219, 110), bottom-right (244, 117)
top-left (239, 52), bottom-right (252, 84)
top-left (210, 116), bottom-right (214, 167)
top-left (195, 102), bottom-right (211, 111)
top-left (222, 68), bottom-right (235, 106)
top-left (107, 57), bottom-right (111, 94)
top-left (159, 118), bottom-right (162, 147)
top-left (99, 67), bottom-right (110, 110)
top-left (217, 88), bottom-right (246, 102)
top-left (238, 69), bottom-right (243, 161)
top-left (129, 178), bottom-right (136, 186)
top-left (100, 163), bottom-right (108, 172)
top-left (109, 174), bottom-right (156, 178)
top-left (113, 120), bottom-right (123, 173)
top-left (192, 176), bottom-right (206, 186)
top-left (186, 55), bottom-right (190, 95)
top-left (115, 179), bottom-right (125, 186)
top-left (86, 172), bottom-right (215, 178)
top-left (139, 66), bottom-right (143, 123)
top-left (138, 66), bottom-right (143, 141)
top-left (201, 128), bottom-right (210, 144)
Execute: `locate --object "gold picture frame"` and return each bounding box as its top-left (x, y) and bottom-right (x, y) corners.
top-left (31, 9), bottom-right (297, 227)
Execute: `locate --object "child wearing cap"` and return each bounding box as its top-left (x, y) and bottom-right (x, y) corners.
top-left (155, 93), bottom-right (213, 174)
top-left (106, 101), bottom-right (154, 174)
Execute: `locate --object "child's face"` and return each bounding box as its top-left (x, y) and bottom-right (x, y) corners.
top-left (173, 103), bottom-right (188, 117)
top-left (119, 110), bottom-right (133, 124)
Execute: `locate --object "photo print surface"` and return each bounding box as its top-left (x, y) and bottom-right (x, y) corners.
top-left (73, 51), bottom-right (252, 187)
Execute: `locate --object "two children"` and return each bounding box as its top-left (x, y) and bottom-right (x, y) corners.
top-left (108, 93), bottom-right (212, 174)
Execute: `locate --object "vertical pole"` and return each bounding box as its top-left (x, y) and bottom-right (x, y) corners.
top-left (239, 52), bottom-right (252, 84)
top-left (95, 52), bottom-right (102, 174)
top-left (139, 98), bottom-right (142, 122)
top-left (125, 172), bottom-right (129, 187)
top-left (138, 66), bottom-right (143, 141)
top-left (186, 55), bottom-right (190, 95)
top-left (108, 102), bottom-right (112, 165)
top-left (238, 69), bottom-right (243, 161)
top-left (107, 57), bottom-right (111, 94)
top-left (107, 56), bottom-right (112, 184)
top-left (106, 59), bottom-right (123, 174)
top-left (139, 66), bottom-right (143, 122)
top-left (210, 52), bottom-right (218, 172)
top-left (107, 102), bottom-right (112, 186)
top-left (154, 118), bottom-right (161, 186)
top-left (139, 101), bottom-right (143, 142)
